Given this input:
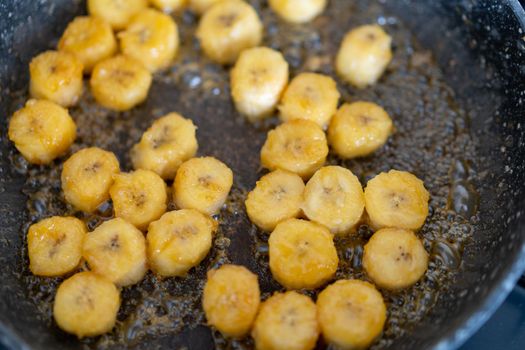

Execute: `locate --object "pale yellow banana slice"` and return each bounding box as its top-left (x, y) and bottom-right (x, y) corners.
top-left (196, 0), bottom-right (263, 64)
top-left (173, 157), bottom-right (233, 216)
top-left (202, 264), bottom-right (260, 337)
top-left (328, 101), bottom-right (393, 159)
top-left (131, 112), bottom-right (198, 180)
top-left (27, 216), bottom-right (86, 277)
top-left (260, 119), bottom-right (328, 179)
top-left (150, 0), bottom-right (187, 12)
top-left (147, 209), bottom-right (217, 276)
top-left (252, 291), bottom-right (319, 350)
top-left (88, 0), bottom-right (148, 30)
top-left (8, 99), bottom-right (76, 164)
top-left (53, 272), bottom-right (120, 338)
top-left (245, 169), bottom-right (304, 232)
top-left (119, 9), bottom-right (179, 72)
top-left (268, 218), bottom-right (338, 290)
top-left (269, 0), bottom-right (327, 23)
top-left (61, 147), bottom-right (120, 213)
top-left (189, 0), bottom-right (223, 14)
top-left (29, 50), bottom-right (83, 107)
top-left (302, 166), bottom-right (364, 235)
top-left (278, 72), bottom-right (339, 128)
top-left (363, 228), bottom-right (428, 290)
top-left (317, 279), bottom-right (387, 349)
top-left (83, 217), bottom-right (147, 286)
top-left (90, 55), bottom-right (152, 111)
top-left (364, 170), bottom-right (430, 230)
top-left (336, 25), bottom-right (393, 88)
top-left (230, 47), bottom-right (289, 121)
top-left (110, 169), bottom-right (167, 231)
top-left (58, 16), bottom-right (117, 72)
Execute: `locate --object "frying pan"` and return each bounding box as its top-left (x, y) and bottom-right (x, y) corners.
top-left (1, 0), bottom-right (525, 349)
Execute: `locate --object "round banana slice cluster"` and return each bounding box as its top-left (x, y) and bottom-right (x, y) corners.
top-left (12, 1), bottom-right (436, 347)
top-left (23, 107), bottom-right (233, 337)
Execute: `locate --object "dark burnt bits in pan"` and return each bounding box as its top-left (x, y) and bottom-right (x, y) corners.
top-left (4, 0), bottom-right (481, 349)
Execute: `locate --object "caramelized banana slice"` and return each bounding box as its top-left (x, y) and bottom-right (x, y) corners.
top-left (119, 9), bottom-right (179, 72)
top-left (202, 264), bottom-right (260, 337)
top-left (317, 279), bottom-right (387, 349)
top-left (363, 228), bottom-right (428, 290)
top-left (90, 55), bottom-right (152, 111)
top-left (83, 218), bottom-right (147, 286)
top-left (328, 101), bottom-right (393, 159)
top-left (260, 119), bottom-right (328, 179)
top-left (269, 0), bottom-right (327, 23)
top-left (58, 16), bottom-right (117, 72)
top-left (278, 72), bottom-right (339, 128)
top-left (8, 99), bottom-right (76, 164)
top-left (131, 112), bottom-right (198, 180)
top-left (88, 0), bottom-right (147, 30)
top-left (27, 216), bottom-right (86, 277)
top-left (231, 47), bottom-right (289, 121)
top-left (364, 170), bottom-right (430, 230)
top-left (196, 0), bottom-right (263, 64)
top-left (61, 147), bottom-right (120, 213)
top-left (29, 50), bottom-right (83, 107)
top-left (336, 25), bottom-right (392, 88)
top-left (302, 166), bottom-right (364, 235)
top-left (110, 169), bottom-right (167, 231)
top-left (269, 218), bottom-right (338, 290)
top-left (150, 0), bottom-right (187, 12)
top-left (173, 157), bottom-right (233, 215)
top-left (189, 0), bottom-right (223, 14)
top-left (245, 169), bottom-right (305, 232)
top-left (54, 272), bottom-right (120, 338)
top-left (147, 209), bottom-right (216, 276)
top-left (252, 291), bottom-right (319, 350)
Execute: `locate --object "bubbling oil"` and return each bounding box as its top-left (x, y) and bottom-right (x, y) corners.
top-left (7, 0), bottom-right (481, 348)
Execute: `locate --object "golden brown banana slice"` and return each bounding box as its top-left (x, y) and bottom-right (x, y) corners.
top-left (29, 50), bottom-right (83, 107)
top-left (61, 147), bottom-right (120, 213)
top-left (317, 279), bottom-right (387, 349)
top-left (328, 101), bottom-right (393, 159)
top-left (268, 218), bottom-right (338, 290)
top-left (119, 9), bottom-right (179, 72)
top-left (88, 0), bottom-right (147, 30)
top-left (260, 119), bottom-right (328, 179)
top-left (202, 264), bottom-right (260, 337)
top-left (90, 55), bottom-right (152, 111)
top-left (58, 16), bottom-right (117, 72)
top-left (336, 25), bottom-right (393, 88)
top-left (8, 99), bottom-right (76, 164)
top-left (131, 112), bottom-right (198, 180)
top-left (363, 228), bottom-right (429, 290)
top-left (53, 272), bottom-right (120, 338)
top-left (245, 169), bottom-right (305, 232)
top-left (269, 0), bottom-right (327, 23)
top-left (278, 72), bottom-right (339, 128)
top-left (173, 157), bottom-right (233, 216)
top-left (83, 218), bottom-right (147, 286)
top-left (110, 169), bottom-right (167, 231)
top-left (196, 0), bottom-right (263, 64)
top-left (147, 209), bottom-right (216, 276)
top-left (230, 47), bottom-right (289, 121)
top-left (150, 0), bottom-right (187, 12)
top-left (27, 216), bottom-right (86, 277)
top-left (252, 291), bottom-right (319, 350)
top-left (364, 170), bottom-right (430, 230)
top-left (189, 0), bottom-right (223, 14)
top-left (302, 166), bottom-right (364, 235)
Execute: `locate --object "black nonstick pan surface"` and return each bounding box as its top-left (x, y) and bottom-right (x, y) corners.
top-left (1, 0), bottom-right (525, 349)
